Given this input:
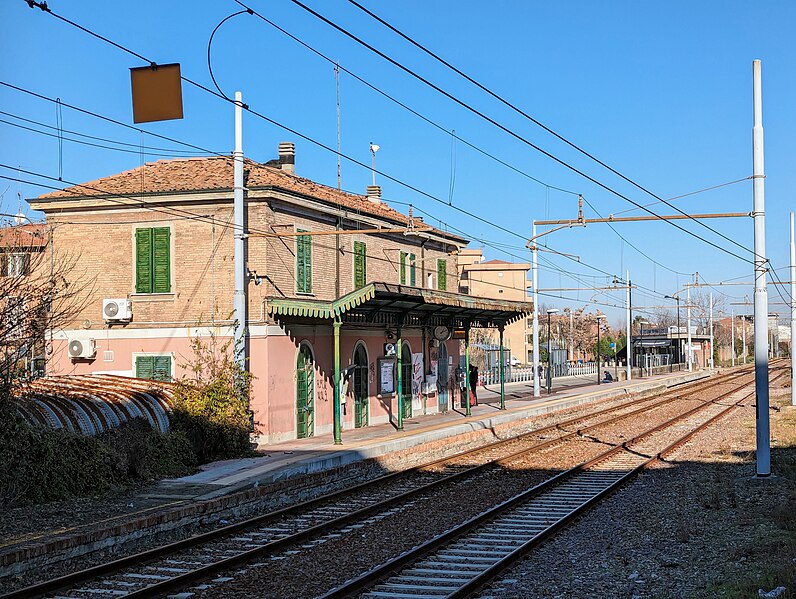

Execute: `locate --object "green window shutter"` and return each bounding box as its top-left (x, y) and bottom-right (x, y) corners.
top-left (354, 241), bottom-right (366, 289)
top-left (297, 231), bottom-right (312, 293)
top-left (152, 227), bottom-right (171, 293)
top-left (136, 356), bottom-right (154, 379)
top-left (437, 258), bottom-right (447, 291)
top-left (399, 251), bottom-right (407, 284)
top-left (135, 228), bottom-right (153, 293)
top-left (409, 253), bottom-right (416, 286)
top-left (153, 355), bottom-right (172, 381)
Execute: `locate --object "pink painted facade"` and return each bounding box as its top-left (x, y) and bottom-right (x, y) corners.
top-left (48, 326), bottom-right (459, 444)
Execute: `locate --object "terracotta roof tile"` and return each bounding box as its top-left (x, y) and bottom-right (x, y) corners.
top-left (0, 223), bottom-right (48, 249)
top-left (37, 156), bottom-right (465, 241)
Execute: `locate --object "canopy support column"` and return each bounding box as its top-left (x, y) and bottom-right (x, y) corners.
top-left (464, 321), bottom-right (472, 417)
top-left (333, 318), bottom-right (342, 445)
top-left (396, 317), bottom-right (404, 431)
top-left (498, 323), bottom-right (506, 411)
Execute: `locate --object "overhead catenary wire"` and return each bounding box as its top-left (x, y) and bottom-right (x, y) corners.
top-left (0, 117), bottom-right (213, 158)
top-left (0, 109), bottom-right (218, 154)
top-left (343, 0), bottom-right (762, 262)
top-left (230, 0), bottom-right (579, 197)
top-left (23, 0), bottom-right (757, 267)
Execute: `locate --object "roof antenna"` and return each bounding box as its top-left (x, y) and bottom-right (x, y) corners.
top-left (369, 142), bottom-right (379, 186)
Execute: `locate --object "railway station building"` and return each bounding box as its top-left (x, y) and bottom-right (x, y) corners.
top-left (28, 143), bottom-right (532, 444)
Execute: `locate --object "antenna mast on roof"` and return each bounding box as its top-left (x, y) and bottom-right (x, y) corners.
top-left (335, 62), bottom-right (341, 191)
top-left (370, 142), bottom-right (380, 186)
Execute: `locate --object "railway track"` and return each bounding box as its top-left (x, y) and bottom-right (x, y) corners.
top-left (322, 369), bottom-right (789, 599)
top-left (1, 367), bottom-right (766, 599)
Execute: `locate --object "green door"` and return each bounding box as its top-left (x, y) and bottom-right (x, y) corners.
top-left (296, 345), bottom-right (314, 438)
top-left (438, 343), bottom-right (449, 413)
top-left (353, 344), bottom-right (369, 428)
top-left (401, 345), bottom-right (412, 419)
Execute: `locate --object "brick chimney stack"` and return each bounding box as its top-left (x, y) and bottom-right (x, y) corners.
top-left (366, 185), bottom-right (382, 204)
top-left (278, 142), bottom-right (295, 174)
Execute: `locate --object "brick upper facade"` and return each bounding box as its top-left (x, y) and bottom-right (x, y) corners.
top-left (30, 153), bottom-right (467, 331)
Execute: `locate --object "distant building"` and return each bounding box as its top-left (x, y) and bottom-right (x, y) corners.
top-left (456, 248), bottom-right (531, 363)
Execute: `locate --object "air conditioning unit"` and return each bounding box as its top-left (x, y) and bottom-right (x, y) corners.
top-left (68, 338), bottom-right (96, 360)
top-left (103, 298), bottom-right (132, 322)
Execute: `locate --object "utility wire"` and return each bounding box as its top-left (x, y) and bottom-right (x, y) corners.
top-left (0, 109), bottom-right (216, 154)
top-left (19, 2), bottom-right (758, 292)
top-left (344, 0), bottom-right (761, 261)
top-left (0, 81), bottom-right (225, 158)
top-left (0, 117), bottom-right (210, 158)
top-left (231, 0), bottom-right (579, 196)
top-left (285, 0), bottom-right (757, 265)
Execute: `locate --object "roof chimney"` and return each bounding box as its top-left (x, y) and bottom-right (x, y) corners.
top-left (366, 185), bottom-right (382, 204)
top-left (278, 142), bottom-right (295, 174)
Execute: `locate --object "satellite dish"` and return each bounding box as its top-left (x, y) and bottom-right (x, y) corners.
top-left (370, 143), bottom-right (380, 154)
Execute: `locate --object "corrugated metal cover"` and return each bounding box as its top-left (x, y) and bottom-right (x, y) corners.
top-left (14, 375), bottom-right (174, 435)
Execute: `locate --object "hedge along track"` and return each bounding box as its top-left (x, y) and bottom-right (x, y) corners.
top-left (1, 369), bottom-right (757, 599)
top-left (321, 369), bottom-right (789, 599)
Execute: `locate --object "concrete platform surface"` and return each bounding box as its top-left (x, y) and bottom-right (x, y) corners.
top-left (156, 368), bottom-right (709, 501)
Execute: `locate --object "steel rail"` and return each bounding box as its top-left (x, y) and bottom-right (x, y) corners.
top-left (321, 371), bottom-right (778, 599)
top-left (1, 369), bottom-right (755, 599)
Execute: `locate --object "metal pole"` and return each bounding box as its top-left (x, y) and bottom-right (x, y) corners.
top-left (626, 272), bottom-right (632, 382)
top-left (676, 297), bottom-right (681, 368)
top-left (396, 319), bottom-right (403, 431)
top-left (752, 58), bottom-right (770, 476)
top-left (687, 285), bottom-right (693, 371)
top-left (499, 324), bottom-right (506, 410)
top-left (709, 292), bottom-right (714, 369)
top-left (333, 319), bottom-right (342, 445)
top-left (596, 319), bottom-right (601, 385)
top-left (743, 313), bottom-right (747, 363)
top-left (233, 91), bottom-right (247, 375)
top-left (790, 211), bottom-right (795, 405)
top-left (640, 321), bottom-right (644, 377)
top-left (731, 307), bottom-right (736, 367)
top-left (532, 224), bottom-right (540, 396)
top-left (547, 313), bottom-right (552, 394)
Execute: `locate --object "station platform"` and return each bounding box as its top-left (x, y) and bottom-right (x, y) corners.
top-left (154, 367), bottom-right (709, 502)
top-left (0, 368), bottom-right (711, 577)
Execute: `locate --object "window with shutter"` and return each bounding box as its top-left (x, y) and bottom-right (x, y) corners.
top-left (437, 258), bottom-right (447, 291)
top-left (354, 241), bottom-right (367, 289)
top-left (135, 355), bottom-right (154, 379)
top-left (399, 251), bottom-right (407, 284)
top-left (296, 230), bottom-right (312, 293)
top-left (135, 355), bottom-right (172, 381)
top-left (135, 227), bottom-right (171, 293)
top-left (409, 253), bottom-right (416, 286)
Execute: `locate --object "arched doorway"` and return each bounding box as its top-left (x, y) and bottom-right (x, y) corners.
top-left (296, 343), bottom-right (315, 439)
top-left (401, 343), bottom-right (412, 420)
top-left (437, 342), bottom-right (449, 413)
top-left (352, 343), bottom-right (369, 428)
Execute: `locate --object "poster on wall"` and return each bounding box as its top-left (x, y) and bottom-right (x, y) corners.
top-left (411, 353), bottom-right (424, 408)
top-left (377, 357), bottom-right (395, 396)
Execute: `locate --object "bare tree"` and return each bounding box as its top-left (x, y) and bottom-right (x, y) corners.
top-left (0, 223), bottom-right (94, 390)
top-left (688, 289), bottom-right (725, 334)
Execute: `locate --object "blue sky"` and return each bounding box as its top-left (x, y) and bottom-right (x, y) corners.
top-left (1, 1), bottom-right (794, 324)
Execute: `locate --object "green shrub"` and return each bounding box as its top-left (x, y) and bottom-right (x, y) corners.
top-left (0, 395), bottom-right (196, 507)
top-left (170, 334), bottom-right (255, 463)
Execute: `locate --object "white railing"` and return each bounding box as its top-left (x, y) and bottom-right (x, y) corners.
top-left (477, 362), bottom-right (600, 386)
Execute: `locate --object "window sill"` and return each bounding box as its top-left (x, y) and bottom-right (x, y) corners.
top-left (130, 292), bottom-right (176, 302)
top-left (295, 291), bottom-right (315, 297)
